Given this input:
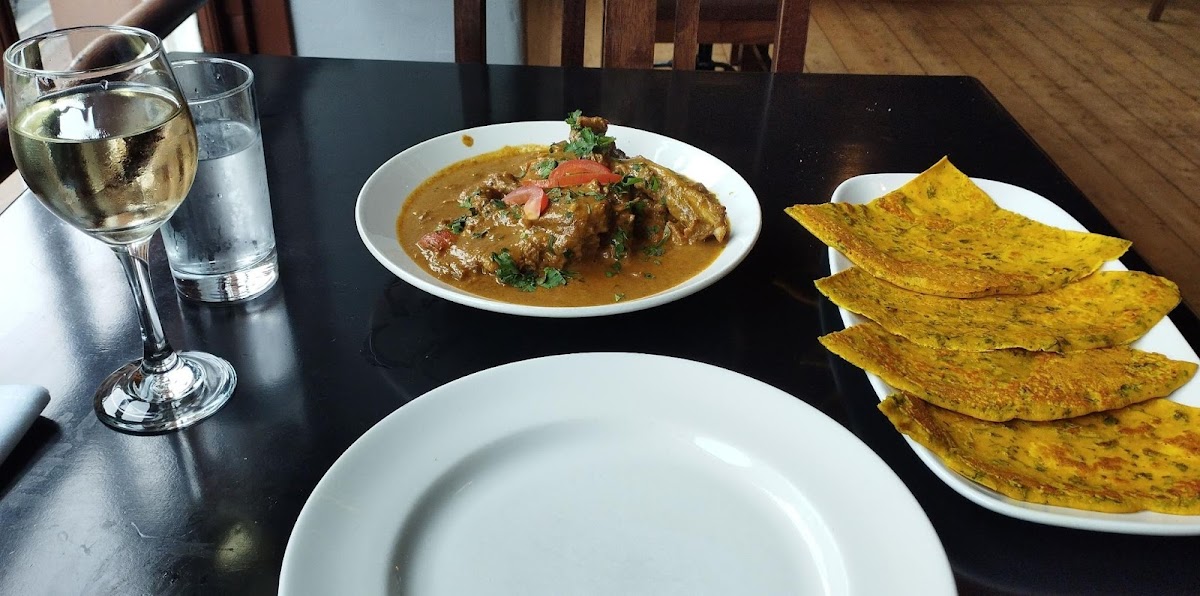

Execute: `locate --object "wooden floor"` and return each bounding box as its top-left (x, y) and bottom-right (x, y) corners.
top-left (641, 0), bottom-right (1200, 310)
top-left (803, 0), bottom-right (1200, 311)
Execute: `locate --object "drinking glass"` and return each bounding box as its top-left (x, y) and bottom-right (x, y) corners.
top-left (163, 58), bottom-right (278, 302)
top-left (4, 26), bottom-right (236, 433)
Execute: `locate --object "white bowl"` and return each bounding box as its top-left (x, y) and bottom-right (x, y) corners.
top-left (355, 121), bottom-right (761, 317)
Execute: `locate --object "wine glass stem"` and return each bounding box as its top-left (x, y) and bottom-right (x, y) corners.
top-left (113, 239), bottom-right (179, 374)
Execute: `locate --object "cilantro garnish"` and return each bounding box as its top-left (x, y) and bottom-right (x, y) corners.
top-left (534, 159), bottom-right (557, 179)
top-left (611, 228), bottom-right (629, 260)
top-left (643, 227), bottom-right (670, 257)
top-left (537, 267), bottom-right (568, 289)
top-left (492, 249), bottom-right (536, 291)
top-left (612, 174), bottom-right (643, 194)
top-left (565, 127), bottom-right (615, 158)
top-left (491, 249), bottom-right (571, 292)
top-left (448, 215), bottom-right (470, 235)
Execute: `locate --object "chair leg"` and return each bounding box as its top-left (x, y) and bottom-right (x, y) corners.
top-left (739, 44), bottom-right (771, 72)
top-left (696, 44), bottom-right (715, 70)
top-left (1148, 0), bottom-right (1168, 21)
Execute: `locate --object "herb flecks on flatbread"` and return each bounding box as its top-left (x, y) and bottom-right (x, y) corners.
top-left (786, 158), bottom-right (1130, 298)
top-left (822, 323), bottom-right (1198, 421)
top-left (880, 394), bottom-right (1200, 514)
top-left (816, 268), bottom-right (1179, 352)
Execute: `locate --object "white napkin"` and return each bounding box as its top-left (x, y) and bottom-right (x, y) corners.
top-left (0, 385), bottom-right (50, 466)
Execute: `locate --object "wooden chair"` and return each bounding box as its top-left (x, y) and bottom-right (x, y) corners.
top-left (1148, 0), bottom-right (1168, 21)
top-left (654, 0), bottom-right (808, 71)
top-left (454, 0), bottom-right (809, 72)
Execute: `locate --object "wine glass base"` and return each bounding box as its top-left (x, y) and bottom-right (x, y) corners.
top-left (94, 351), bottom-right (237, 434)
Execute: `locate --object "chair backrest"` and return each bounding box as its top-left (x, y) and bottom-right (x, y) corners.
top-left (454, 0), bottom-right (808, 72)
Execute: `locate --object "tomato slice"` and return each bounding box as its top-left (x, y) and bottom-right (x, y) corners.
top-left (523, 191), bottom-right (550, 219)
top-left (418, 230), bottom-right (453, 251)
top-left (549, 159), bottom-right (622, 187)
top-left (502, 186), bottom-right (546, 206)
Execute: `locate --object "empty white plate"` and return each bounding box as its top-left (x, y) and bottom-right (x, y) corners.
top-left (280, 353), bottom-right (953, 595)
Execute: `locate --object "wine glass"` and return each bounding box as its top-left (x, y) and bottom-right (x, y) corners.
top-left (4, 26), bottom-right (236, 433)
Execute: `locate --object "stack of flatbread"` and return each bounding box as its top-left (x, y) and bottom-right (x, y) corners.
top-left (787, 158), bottom-right (1200, 514)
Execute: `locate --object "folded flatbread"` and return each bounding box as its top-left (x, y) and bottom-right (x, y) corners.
top-left (822, 322), bottom-right (1197, 421)
top-left (786, 158), bottom-right (1130, 298)
top-left (880, 394), bottom-right (1200, 514)
top-left (816, 268), bottom-right (1179, 352)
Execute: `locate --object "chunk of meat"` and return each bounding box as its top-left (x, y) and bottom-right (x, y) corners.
top-left (576, 115), bottom-right (609, 135)
top-left (626, 158), bottom-right (730, 243)
top-left (419, 193), bottom-right (614, 280)
top-left (460, 172), bottom-right (520, 211)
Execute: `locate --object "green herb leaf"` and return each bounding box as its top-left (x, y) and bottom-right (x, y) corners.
top-left (537, 267), bottom-right (568, 289)
top-left (612, 174), bottom-right (643, 194)
top-left (564, 127), bottom-right (615, 158)
top-left (547, 236), bottom-right (557, 255)
top-left (491, 249), bottom-right (537, 292)
top-left (448, 215), bottom-right (470, 235)
top-left (611, 228), bottom-right (629, 260)
top-left (534, 159), bottom-right (557, 179)
top-left (565, 110), bottom-right (582, 127)
top-left (643, 226), bottom-right (670, 257)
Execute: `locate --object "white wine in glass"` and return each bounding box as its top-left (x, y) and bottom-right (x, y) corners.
top-left (5, 26), bottom-right (236, 433)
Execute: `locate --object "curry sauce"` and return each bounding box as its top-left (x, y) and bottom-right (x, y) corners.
top-left (396, 115), bottom-right (729, 308)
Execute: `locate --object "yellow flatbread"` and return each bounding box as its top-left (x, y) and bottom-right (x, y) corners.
top-left (821, 322), bottom-right (1198, 421)
top-left (786, 158), bottom-right (1130, 298)
top-left (872, 157), bottom-right (995, 222)
top-left (816, 268), bottom-right (1179, 352)
top-left (879, 394), bottom-right (1200, 514)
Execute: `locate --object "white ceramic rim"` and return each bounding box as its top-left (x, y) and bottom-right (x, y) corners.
top-left (828, 172), bottom-right (1200, 535)
top-left (279, 353), bottom-right (954, 595)
top-left (354, 121), bottom-right (762, 317)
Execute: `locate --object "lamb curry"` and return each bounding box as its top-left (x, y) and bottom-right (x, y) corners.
top-left (396, 113), bottom-right (731, 307)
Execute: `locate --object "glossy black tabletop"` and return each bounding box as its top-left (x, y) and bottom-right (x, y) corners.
top-left (1, 55), bottom-right (1198, 595)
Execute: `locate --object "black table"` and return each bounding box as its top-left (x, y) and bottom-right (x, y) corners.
top-left (2, 56), bottom-right (1197, 595)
